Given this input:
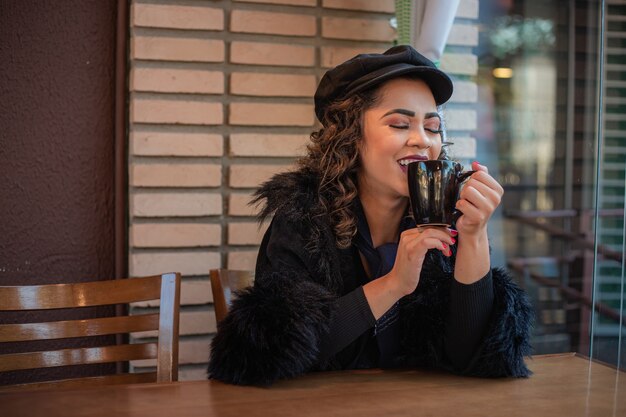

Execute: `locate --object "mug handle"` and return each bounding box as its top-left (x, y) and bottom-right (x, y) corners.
top-left (452, 170), bottom-right (477, 223)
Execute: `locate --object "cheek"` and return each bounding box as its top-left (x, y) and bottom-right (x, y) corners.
top-left (430, 138), bottom-right (443, 158)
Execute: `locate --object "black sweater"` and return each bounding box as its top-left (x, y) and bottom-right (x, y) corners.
top-left (208, 168), bottom-right (533, 386)
top-left (261, 213), bottom-right (495, 371)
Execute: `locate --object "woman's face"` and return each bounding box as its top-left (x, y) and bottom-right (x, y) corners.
top-left (358, 77), bottom-right (443, 200)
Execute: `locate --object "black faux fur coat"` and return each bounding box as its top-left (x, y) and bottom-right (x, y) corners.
top-left (208, 167), bottom-right (533, 386)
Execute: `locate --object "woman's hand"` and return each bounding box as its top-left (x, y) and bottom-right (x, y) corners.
top-left (364, 226), bottom-right (455, 319)
top-left (455, 161), bottom-right (504, 237)
top-left (387, 226), bottom-right (456, 297)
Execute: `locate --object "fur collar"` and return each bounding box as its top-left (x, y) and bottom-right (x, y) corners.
top-left (253, 166), bottom-right (321, 224)
top-left (252, 167), bottom-right (345, 292)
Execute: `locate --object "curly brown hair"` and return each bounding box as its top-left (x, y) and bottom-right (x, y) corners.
top-left (299, 78), bottom-right (450, 249)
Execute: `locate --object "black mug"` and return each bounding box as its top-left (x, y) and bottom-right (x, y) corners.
top-left (407, 160), bottom-right (476, 227)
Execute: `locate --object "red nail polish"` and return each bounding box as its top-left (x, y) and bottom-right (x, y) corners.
top-left (451, 238), bottom-right (456, 244)
top-left (450, 229), bottom-right (458, 236)
top-left (442, 243), bottom-right (447, 249)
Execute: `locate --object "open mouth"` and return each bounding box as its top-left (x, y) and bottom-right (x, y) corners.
top-left (397, 155), bottom-right (428, 173)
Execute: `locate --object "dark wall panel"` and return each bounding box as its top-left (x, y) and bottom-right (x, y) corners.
top-left (0, 0), bottom-right (120, 384)
top-left (0, 1), bottom-right (117, 285)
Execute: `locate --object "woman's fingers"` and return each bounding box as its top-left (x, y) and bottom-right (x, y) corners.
top-left (456, 162), bottom-right (505, 236)
top-left (458, 182), bottom-right (500, 214)
top-left (468, 169), bottom-right (504, 197)
top-left (403, 227), bottom-right (455, 244)
top-left (455, 199), bottom-right (484, 224)
top-left (401, 227), bottom-right (455, 256)
top-left (391, 227), bottom-right (456, 295)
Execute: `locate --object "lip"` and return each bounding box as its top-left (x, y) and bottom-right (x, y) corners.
top-left (397, 154), bottom-right (428, 173)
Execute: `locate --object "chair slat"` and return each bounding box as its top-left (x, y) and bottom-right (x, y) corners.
top-left (156, 273), bottom-right (180, 382)
top-left (0, 276), bottom-right (163, 310)
top-left (0, 314), bottom-right (160, 343)
top-left (0, 272), bottom-right (180, 387)
top-left (0, 372), bottom-right (158, 392)
top-left (0, 343), bottom-right (158, 372)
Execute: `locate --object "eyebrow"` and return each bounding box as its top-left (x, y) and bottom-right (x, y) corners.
top-left (424, 112), bottom-right (441, 121)
top-left (381, 109), bottom-right (441, 121)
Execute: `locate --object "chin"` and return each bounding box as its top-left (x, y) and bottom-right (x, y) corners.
top-left (394, 184), bottom-right (410, 199)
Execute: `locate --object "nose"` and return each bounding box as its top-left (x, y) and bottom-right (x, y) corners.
top-left (406, 126), bottom-right (432, 149)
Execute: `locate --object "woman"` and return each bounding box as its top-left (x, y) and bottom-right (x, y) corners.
top-left (208, 45), bottom-right (532, 386)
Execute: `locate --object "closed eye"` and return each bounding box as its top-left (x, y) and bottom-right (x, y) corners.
top-left (390, 124), bottom-right (409, 130)
top-left (425, 128), bottom-right (443, 134)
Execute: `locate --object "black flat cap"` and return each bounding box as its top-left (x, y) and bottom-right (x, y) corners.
top-left (314, 45), bottom-right (453, 124)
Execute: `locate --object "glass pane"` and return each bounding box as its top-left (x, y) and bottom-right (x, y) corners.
top-left (474, 0), bottom-right (625, 368)
top-left (591, 0), bottom-right (626, 370)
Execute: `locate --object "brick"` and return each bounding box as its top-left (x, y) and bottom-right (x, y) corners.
top-left (179, 339), bottom-right (214, 365)
top-left (321, 46), bottom-right (385, 68)
top-left (230, 41), bottom-right (314, 67)
top-left (230, 73), bottom-right (316, 97)
top-left (132, 4), bottom-right (223, 31)
top-left (230, 133), bottom-right (309, 157)
top-left (228, 193), bottom-right (258, 216)
top-left (229, 103), bottom-right (314, 126)
top-left (227, 251), bottom-right (258, 271)
top-left (229, 164), bottom-right (291, 188)
top-left (182, 280), bottom-right (213, 305)
top-left (322, 0), bottom-right (394, 13)
top-left (129, 359), bottom-right (155, 369)
top-left (180, 311), bottom-right (216, 335)
top-left (131, 251), bottom-right (221, 276)
top-left (234, 0), bottom-right (316, 6)
top-left (132, 192), bottom-right (222, 217)
top-left (131, 68), bottom-right (224, 94)
top-left (132, 37), bottom-right (224, 62)
top-left (444, 109), bottom-right (477, 131)
top-left (441, 53), bottom-right (477, 76)
top-left (131, 224), bottom-right (221, 248)
top-left (456, 0), bottom-right (479, 19)
top-left (445, 137), bottom-right (476, 160)
top-left (447, 24), bottom-right (479, 47)
top-left (228, 222), bottom-right (269, 245)
top-left (322, 17), bottom-right (395, 41)
top-left (131, 132), bottom-right (223, 157)
top-left (178, 367), bottom-right (208, 381)
top-left (131, 163), bottom-right (222, 188)
top-left (231, 10), bottom-right (316, 37)
top-left (449, 81), bottom-right (478, 103)
top-left (131, 99), bottom-right (223, 125)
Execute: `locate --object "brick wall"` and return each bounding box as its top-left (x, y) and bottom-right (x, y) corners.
top-left (128, 0), bottom-right (479, 381)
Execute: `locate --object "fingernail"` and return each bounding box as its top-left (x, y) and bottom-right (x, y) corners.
top-left (450, 229), bottom-right (458, 236)
top-left (442, 243), bottom-right (448, 249)
top-left (451, 238), bottom-right (456, 244)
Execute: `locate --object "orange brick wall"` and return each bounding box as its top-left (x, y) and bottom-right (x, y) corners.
top-left (128, 0), bottom-right (479, 380)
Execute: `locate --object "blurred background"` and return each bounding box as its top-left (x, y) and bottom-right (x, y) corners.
top-left (1, 0), bottom-right (624, 381)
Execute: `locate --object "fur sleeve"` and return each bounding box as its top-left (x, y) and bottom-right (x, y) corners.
top-left (208, 271), bottom-right (335, 386)
top-left (462, 267), bottom-right (533, 377)
top-left (399, 254), bottom-right (533, 378)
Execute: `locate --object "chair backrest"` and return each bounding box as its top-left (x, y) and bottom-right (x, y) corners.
top-left (0, 273), bottom-right (181, 391)
top-left (209, 269), bottom-right (254, 324)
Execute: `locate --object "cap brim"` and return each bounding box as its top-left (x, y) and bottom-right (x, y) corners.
top-left (345, 63), bottom-right (453, 106)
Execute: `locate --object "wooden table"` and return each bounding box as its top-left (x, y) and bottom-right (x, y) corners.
top-left (2, 353), bottom-right (624, 417)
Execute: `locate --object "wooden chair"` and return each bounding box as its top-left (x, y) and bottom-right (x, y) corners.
top-left (0, 273), bottom-right (181, 391)
top-left (210, 269), bottom-right (254, 324)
